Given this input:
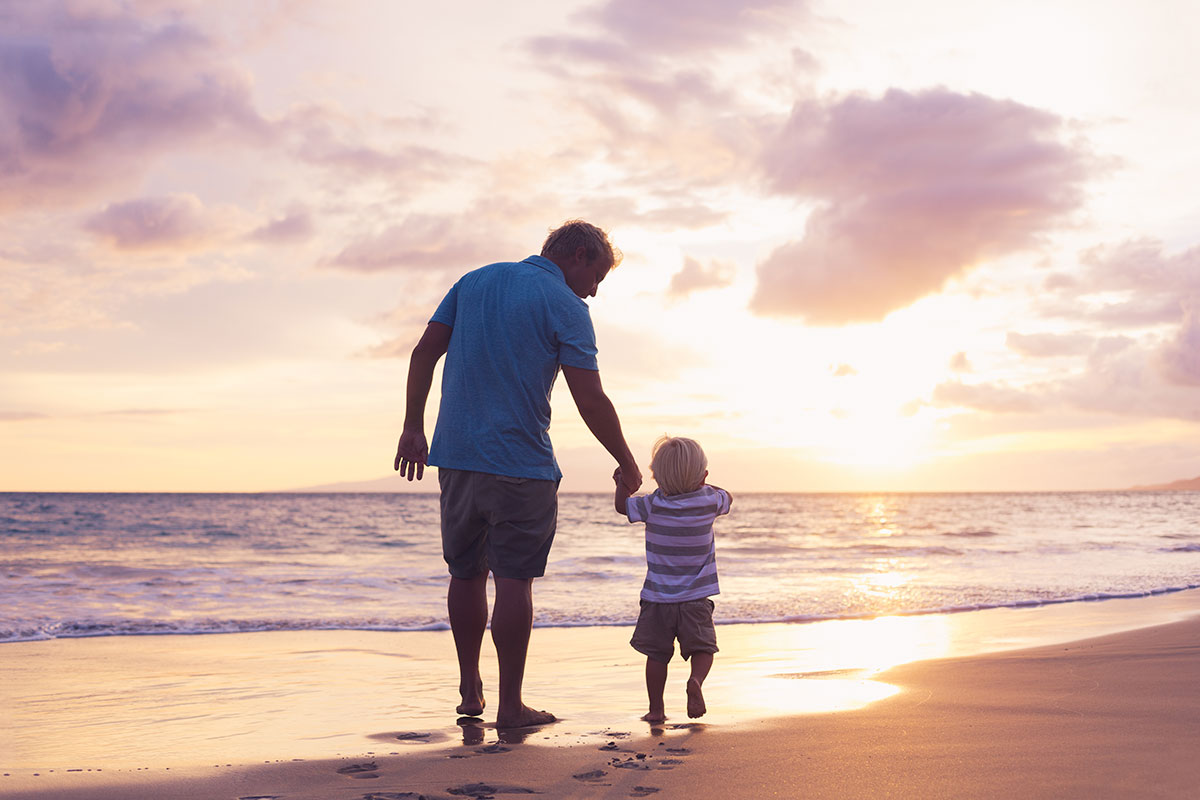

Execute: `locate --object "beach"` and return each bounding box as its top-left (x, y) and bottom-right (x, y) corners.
top-left (5, 589), bottom-right (1200, 799)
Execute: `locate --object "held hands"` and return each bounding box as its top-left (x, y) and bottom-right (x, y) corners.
top-left (613, 465), bottom-right (642, 493)
top-left (394, 429), bottom-right (428, 481)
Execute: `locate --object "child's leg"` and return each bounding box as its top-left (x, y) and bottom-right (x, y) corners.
top-left (686, 651), bottom-right (713, 718)
top-left (630, 601), bottom-right (673, 722)
top-left (643, 658), bottom-right (669, 722)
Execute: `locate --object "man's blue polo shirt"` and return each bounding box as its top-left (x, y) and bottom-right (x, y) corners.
top-left (427, 255), bottom-right (599, 482)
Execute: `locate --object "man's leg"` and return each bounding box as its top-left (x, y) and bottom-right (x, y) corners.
top-left (448, 572), bottom-right (488, 716)
top-left (492, 576), bottom-right (555, 728)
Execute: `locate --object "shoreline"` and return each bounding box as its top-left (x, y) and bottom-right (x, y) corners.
top-left (5, 589), bottom-right (1200, 798)
top-left (8, 581), bottom-right (1200, 645)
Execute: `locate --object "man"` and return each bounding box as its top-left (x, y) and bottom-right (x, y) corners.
top-left (394, 220), bottom-right (642, 729)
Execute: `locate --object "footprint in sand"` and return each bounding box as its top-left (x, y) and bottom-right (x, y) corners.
top-left (337, 762), bottom-right (380, 779)
top-left (477, 743), bottom-right (511, 754)
top-left (360, 793), bottom-right (429, 800)
top-left (572, 769), bottom-right (609, 784)
top-left (629, 787), bottom-right (660, 797)
top-left (664, 747), bottom-right (691, 755)
top-left (446, 783), bottom-right (536, 797)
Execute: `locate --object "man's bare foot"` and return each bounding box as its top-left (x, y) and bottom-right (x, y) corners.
top-left (456, 677), bottom-right (485, 717)
top-left (686, 678), bottom-right (706, 718)
top-left (495, 704), bottom-right (556, 729)
top-left (641, 710), bottom-right (667, 723)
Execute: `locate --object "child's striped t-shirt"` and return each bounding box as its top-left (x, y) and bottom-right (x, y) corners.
top-left (624, 485), bottom-right (732, 604)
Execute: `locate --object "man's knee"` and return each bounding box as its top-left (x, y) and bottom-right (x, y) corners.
top-left (492, 576), bottom-right (534, 596)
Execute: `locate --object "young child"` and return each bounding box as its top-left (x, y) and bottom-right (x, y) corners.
top-left (615, 435), bottom-right (732, 722)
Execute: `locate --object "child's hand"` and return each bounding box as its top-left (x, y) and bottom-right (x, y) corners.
top-left (613, 468), bottom-right (631, 515)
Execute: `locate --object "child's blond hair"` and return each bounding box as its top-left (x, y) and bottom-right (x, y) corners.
top-left (650, 435), bottom-right (708, 496)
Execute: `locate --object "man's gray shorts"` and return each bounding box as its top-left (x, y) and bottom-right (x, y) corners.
top-left (438, 468), bottom-right (559, 580)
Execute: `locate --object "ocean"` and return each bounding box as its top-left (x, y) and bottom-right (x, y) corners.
top-left (3, 491), bottom-right (1200, 644)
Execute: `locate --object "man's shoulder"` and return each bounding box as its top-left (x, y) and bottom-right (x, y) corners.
top-left (461, 259), bottom-right (523, 281)
top-left (461, 259), bottom-right (569, 291)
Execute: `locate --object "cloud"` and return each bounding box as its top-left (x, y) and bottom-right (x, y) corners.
top-left (360, 303), bottom-right (444, 360)
top-left (556, 194), bottom-right (729, 232)
top-left (247, 209), bottom-right (314, 244)
top-left (98, 408), bottom-right (183, 417)
top-left (933, 331), bottom-right (1200, 423)
top-left (1158, 304), bottom-right (1200, 386)
top-left (362, 337), bottom-right (415, 360)
top-left (0, 411), bottom-right (47, 421)
top-left (636, 203), bottom-right (729, 230)
top-left (521, 1), bottom-right (803, 198)
top-left (751, 88), bottom-right (1099, 323)
top-left (1035, 240), bottom-right (1197, 329)
top-left (0, 2), bottom-right (272, 209)
top-left (1006, 331), bottom-right (1094, 358)
top-left (0, 3), bottom-right (468, 213)
top-left (931, 380), bottom-right (1045, 414)
top-left (324, 191), bottom-right (637, 276)
top-left (534, 0), bottom-right (804, 67)
top-left (949, 352), bottom-right (972, 373)
top-left (831, 363), bottom-right (857, 377)
top-left (83, 194), bottom-right (223, 250)
top-left (1032, 238), bottom-right (1200, 392)
top-left (283, 105), bottom-right (474, 181)
top-left (326, 215), bottom-right (501, 273)
top-left (1081, 238), bottom-right (1200, 295)
top-left (667, 256), bottom-right (735, 298)
top-left (1057, 335), bottom-right (1200, 421)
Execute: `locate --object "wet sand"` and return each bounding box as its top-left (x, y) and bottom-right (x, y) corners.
top-left (5, 590), bottom-right (1200, 799)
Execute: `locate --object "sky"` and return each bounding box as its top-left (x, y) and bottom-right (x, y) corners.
top-left (2, 0), bottom-right (1199, 493)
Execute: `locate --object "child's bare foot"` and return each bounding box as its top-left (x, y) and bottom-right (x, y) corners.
top-left (456, 676), bottom-right (485, 717)
top-left (641, 710), bottom-right (667, 723)
top-left (686, 678), bottom-right (706, 718)
top-left (495, 704), bottom-right (556, 729)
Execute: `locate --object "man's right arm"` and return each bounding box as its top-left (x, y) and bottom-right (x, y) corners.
top-left (394, 322), bottom-right (452, 481)
top-left (562, 365), bottom-right (641, 492)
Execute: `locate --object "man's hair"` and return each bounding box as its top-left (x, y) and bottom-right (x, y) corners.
top-left (541, 220), bottom-right (623, 268)
top-left (650, 434), bottom-right (708, 496)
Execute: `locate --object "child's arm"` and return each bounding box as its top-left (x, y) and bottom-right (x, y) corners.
top-left (614, 468), bottom-right (631, 515)
top-left (706, 483), bottom-right (733, 512)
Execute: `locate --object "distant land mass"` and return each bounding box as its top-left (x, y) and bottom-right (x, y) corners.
top-left (1128, 475), bottom-right (1200, 491)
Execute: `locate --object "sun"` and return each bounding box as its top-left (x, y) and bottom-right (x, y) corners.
top-left (814, 409), bottom-right (936, 470)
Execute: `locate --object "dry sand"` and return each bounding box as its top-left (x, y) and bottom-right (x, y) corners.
top-left (5, 592), bottom-right (1200, 799)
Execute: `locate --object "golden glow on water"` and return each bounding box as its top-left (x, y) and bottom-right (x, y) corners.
top-left (709, 614), bottom-right (954, 715)
top-left (870, 500), bottom-right (893, 533)
top-left (719, 672), bottom-right (902, 714)
top-left (854, 566), bottom-right (911, 597)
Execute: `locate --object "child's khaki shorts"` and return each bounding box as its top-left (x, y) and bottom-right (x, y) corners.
top-left (630, 597), bottom-right (718, 664)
